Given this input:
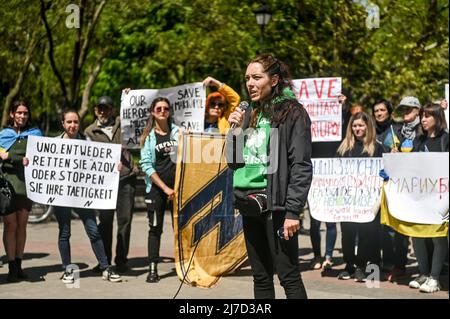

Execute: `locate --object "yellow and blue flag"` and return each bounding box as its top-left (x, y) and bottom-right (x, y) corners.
top-left (173, 132), bottom-right (247, 288)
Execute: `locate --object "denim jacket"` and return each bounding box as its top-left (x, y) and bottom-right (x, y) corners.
top-left (140, 123), bottom-right (179, 193)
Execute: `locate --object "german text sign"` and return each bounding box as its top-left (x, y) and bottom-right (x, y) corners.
top-left (292, 77), bottom-right (342, 142)
top-left (383, 152), bottom-right (449, 225)
top-left (25, 136), bottom-right (121, 209)
top-left (308, 158), bottom-right (383, 222)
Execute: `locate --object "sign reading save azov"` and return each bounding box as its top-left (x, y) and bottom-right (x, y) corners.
top-left (25, 136), bottom-right (121, 209)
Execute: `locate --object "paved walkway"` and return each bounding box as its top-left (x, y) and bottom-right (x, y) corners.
top-left (0, 212), bottom-right (448, 299)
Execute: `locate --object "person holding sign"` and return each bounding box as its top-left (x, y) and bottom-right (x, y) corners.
top-left (140, 97), bottom-right (179, 283)
top-left (0, 100), bottom-right (42, 282)
top-left (406, 103), bottom-right (449, 293)
top-left (53, 109), bottom-right (121, 283)
top-left (203, 76), bottom-right (240, 134)
top-left (309, 93), bottom-right (349, 270)
top-left (336, 111), bottom-right (384, 282)
top-left (84, 96), bottom-right (137, 274)
top-left (227, 54), bottom-right (312, 299)
top-left (370, 99), bottom-right (409, 282)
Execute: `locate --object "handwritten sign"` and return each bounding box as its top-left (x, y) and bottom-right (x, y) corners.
top-left (25, 136), bottom-right (121, 209)
top-left (308, 158), bottom-right (383, 223)
top-left (383, 152), bottom-right (449, 225)
top-left (292, 77), bottom-right (342, 142)
top-left (121, 83), bottom-right (205, 149)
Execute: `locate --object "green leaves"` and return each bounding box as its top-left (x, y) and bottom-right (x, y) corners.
top-left (0, 0), bottom-right (448, 131)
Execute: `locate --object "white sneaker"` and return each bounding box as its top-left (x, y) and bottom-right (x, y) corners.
top-left (419, 277), bottom-right (441, 293)
top-left (408, 274), bottom-right (428, 289)
top-left (61, 269), bottom-right (75, 284)
top-left (102, 267), bottom-right (122, 283)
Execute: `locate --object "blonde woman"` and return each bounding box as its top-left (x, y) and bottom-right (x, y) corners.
top-left (336, 112), bottom-right (384, 282)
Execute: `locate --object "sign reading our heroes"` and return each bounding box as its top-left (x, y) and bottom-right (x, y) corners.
top-left (292, 77), bottom-right (342, 142)
top-left (383, 152), bottom-right (449, 225)
top-left (25, 136), bottom-right (121, 209)
top-left (121, 83), bottom-right (206, 149)
top-left (308, 158), bottom-right (383, 223)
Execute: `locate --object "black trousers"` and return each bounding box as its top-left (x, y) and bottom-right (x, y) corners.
top-left (146, 185), bottom-right (173, 263)
top-left (381, 225), bottom-right (409, 271)
top-left (341, 213), bottom-right (381, 269)
top-left (242, 211), bottom-right (307, 299)
top-left (97, 176), bottom-right (136, 266)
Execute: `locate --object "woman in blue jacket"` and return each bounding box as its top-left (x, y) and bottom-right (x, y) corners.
top-left (0, 100), bottom-right (42, 282)
top-left (140, 97), bottom-right (179, 283)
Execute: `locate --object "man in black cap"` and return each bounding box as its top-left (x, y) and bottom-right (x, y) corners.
top-left (85, 96), bottom-right (137, 273)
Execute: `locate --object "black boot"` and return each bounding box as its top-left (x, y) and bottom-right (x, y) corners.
top-left (15, 258), bottom-right (28, 280)
top-left (7, 260), bottom-right (19, 283)
top-left (146, 262), bottom-right (160, 283)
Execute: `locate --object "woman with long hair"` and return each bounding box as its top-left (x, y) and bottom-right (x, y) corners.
top-left (336, 111), bottom-right (384, 282)
top-left (140, 97), bottom-right (179, 283)
top-left (0, 100), bottom-right (42, 282)
top-left (227, 53), bottom-right (312, 299)
top-left (407, 103), bottom-right (449, 293)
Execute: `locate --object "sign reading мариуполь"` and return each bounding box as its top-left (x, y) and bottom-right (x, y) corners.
top-left (25, 136), bottom-right (121, 210)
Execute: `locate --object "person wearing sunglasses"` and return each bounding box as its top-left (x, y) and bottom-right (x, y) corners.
top-left (203, 76), bottom-right (240, 134)
top-left (140, 97), bottom-right (179, 283)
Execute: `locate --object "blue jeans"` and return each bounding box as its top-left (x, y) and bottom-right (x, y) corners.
top-left (412, 236), bottom-right (448, 279)
top-left (310, 215), bottom-right (337, 259)
top-left (55, 207), bottom-right (109, 270)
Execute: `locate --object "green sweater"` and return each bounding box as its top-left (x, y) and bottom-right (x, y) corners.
top-left (233, 113), bottom-right (270, 189)
top-left (3, 137), bottom-right (28, 195)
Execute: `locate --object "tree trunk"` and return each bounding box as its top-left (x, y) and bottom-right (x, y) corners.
top-left (79, 55), bottom-right (105, 120)
top-left (1, 32), bottom-right (40, 127)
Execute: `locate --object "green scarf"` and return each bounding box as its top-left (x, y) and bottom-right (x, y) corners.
top-left (271, 87), bottom-right (297, 104)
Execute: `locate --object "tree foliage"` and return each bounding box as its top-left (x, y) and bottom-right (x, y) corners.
top-left (0, 0), bottom-right (448, 132)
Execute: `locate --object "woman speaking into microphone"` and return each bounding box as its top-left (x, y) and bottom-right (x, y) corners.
top-left (226, 54), bottom-right (312, 299)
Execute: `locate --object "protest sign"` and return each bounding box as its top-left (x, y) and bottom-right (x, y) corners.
top-left (121, 83), bottom-right (205, 149)
top-left (308, 157), bottom-right (383, 223)
top-left (292, 77), bottom-right (342, 142)
top-left (383, 152), bottom-right (449, 225)
top-left (25, 136), bottom-right (121, 209)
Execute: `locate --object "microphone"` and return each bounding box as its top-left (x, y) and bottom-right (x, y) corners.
top-left (231, 101), bottom-right (249, 129)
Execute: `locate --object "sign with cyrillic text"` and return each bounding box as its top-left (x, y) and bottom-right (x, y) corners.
top-left (25, 136), bottom-right (121, 209)
top-left (292, 77), bottom-right (342, 142)
top-left (383, 152), bottom-right (449, 225)
top-left (308, 158), bottom-right (383, 223)
top-left (121, 83), bottom-right (205, 149)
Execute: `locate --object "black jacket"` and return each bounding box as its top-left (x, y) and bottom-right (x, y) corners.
top-left (339, 139), bottom-right (384, 158)
top-left (413, 131), bottom-right (449, 152)
top-left (227, 100), bottom-right (313, 219)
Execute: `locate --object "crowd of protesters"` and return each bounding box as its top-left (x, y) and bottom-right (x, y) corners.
top-left (0, 58), bottom-right (448, 297)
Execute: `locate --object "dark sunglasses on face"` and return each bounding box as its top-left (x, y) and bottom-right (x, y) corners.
top-left (154, 106), bottom-right (170, 113)
top-left (210, 101), bottom-right (225, 108)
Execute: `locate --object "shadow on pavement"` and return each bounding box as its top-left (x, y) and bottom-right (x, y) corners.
top-left (0, 263), bottom-right (91, 284)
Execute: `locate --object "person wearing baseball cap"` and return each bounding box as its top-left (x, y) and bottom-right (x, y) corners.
top-left (393, 96), bottom-right (423, 152)
top-left (84, 95), bottom-right (138, 274)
